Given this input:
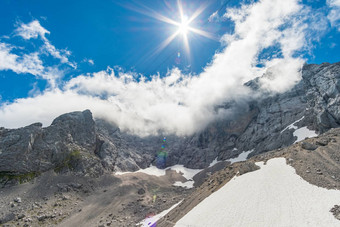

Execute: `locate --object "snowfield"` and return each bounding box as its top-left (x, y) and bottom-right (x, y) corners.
top-left (175, 158), bottom-right (340, 227)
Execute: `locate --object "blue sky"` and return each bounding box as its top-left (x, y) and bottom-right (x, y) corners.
top-left (0, 0), bottom-right (228, 101)
top-left (0, 0), bottom-right (339, 135)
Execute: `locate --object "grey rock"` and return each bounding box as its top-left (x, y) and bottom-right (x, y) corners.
top-left (301, 142), bottom-right (318, 151)
top-left (14, 197), bottom-right (21, 203)
top-left (0, 212), bottom-right (15, 224)
top-left (137, 188), bottom-right (145, 195)
top-left (17, 214), bottom-right (25, 219)
top-left (0, 110), bottom-right (104, 181)
top-left (316, 138), bottom-right (329, 146)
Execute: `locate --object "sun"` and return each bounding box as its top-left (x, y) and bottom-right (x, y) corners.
top-left (132, 0), bottom-right (216, 57)
top-left (178, 16), bottom-right (189, 36)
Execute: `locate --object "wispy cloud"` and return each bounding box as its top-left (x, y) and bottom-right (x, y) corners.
top-left (82, 58), bottom-right (94, 65)
top-left (327, 0), bottom-right (340, 31)
top-left (0, 20), bottom-right (77, 88)
top-left (88, 59), bottom-right (94, 65)
top-left (15, 20), bottom-right (50, 40)
top-left (208, 10), bottom-right (222, 23)
top-left (15, 20), bottom-right (76, 68)
top-left (0, 0), bottom-right (332, 136)
top-left (0, 43), bottom-right (44, 76)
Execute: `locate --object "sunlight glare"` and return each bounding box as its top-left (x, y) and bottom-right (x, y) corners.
top-left (141, 0), bottom-right (216, 57)
top-left (179, 16), bottom-right (189, 36)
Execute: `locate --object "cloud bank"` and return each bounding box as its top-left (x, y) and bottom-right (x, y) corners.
top-left (0, 0), bottom-right (332, 136)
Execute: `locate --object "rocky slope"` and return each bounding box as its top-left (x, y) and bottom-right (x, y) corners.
top-left (0, 62), bottom-right (339, 183)
top-left (0, 118), bottom-right (339, 227)
top-left (157, 127), bottom-right (340, 226)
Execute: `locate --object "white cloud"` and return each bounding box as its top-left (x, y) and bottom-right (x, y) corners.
top-left (0, 0), bottom-right (326, 136)
top-left (15, 20), bottom-right (50, 40)
top-left (0, 43), bottom-right (44, 76)
top-left (82, 58), bottom-right (94, 65)
top-left (88, 59), bottom-right (94, 65)
top-left (0, 42), bottom-right (63, 88)
top-left (327, 0), bottom-right (340, 31)
top-left (208, 10), bottom-right (221, 22)
top-left (0, 20), bottom-right (77, 88)
top-left (15, 20), bottom-right (76, 68)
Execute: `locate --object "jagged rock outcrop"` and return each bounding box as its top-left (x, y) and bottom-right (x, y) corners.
top-left (165, 62), bottom-right (340, 167)
top-left (94, 119), bottom-right (156, 172)
top-left (0, 110), bottom-right (103, 182)
top-left (0, 62), bottom-right (339, 177)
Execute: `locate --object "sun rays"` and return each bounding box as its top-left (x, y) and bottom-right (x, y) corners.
top-left (120, 0), bottom-right (216, 57)
top-left (155, 0), bottom-right (216, 56)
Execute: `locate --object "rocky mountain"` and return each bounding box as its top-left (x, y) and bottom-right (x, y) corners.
top-left (0, 62), bottom-right (339, 183)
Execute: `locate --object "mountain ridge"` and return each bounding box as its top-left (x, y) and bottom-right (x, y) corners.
top-left (0, 62), bottom-right (339, 182)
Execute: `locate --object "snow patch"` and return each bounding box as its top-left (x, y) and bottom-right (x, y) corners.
top-left (280, 116), bottom-right (318, 143)
top-left (208, 157), bottom-right (220, 168)
top-left (116, 165), bottom-right (202, 180)
top-left (137, 200), bottom-right (182, 227)
top-left (175, 158), bottom-right (340, 227)
top-left (281, 116), bottom-right (304, 133)
top-left (294, 126), bottom-right (318, 143)
top-left (208, 148), bottom-right (252, 168)
top-left (169, 165), bottom-right (202, 180)
top-left (115, 165), bottom-right (166, 177)
top-left (173, 181), bottom-right (194, 189)
top-left (227, 149), bottom-right (253, 164)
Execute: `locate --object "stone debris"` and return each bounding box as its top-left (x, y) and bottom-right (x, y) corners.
top-left (330, 205), bottom-right (340, 220)
top-left (13, 198), bottom-right (21, 203)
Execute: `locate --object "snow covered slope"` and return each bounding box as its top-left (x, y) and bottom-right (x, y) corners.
top-left (175, 158), bottom-right (340, 227)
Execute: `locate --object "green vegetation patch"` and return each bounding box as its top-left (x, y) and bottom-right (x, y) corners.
top-left (0, 171), bottom-right (40, 184)
top-left (54, 150), bottom-right (82, 173)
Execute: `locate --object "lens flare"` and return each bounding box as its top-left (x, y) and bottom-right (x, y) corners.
top-left (156, 136), bottom-right (168, 169)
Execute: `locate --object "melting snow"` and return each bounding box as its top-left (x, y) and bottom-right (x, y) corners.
top-left (208, 157), bottom-right (220, 167)
top-left (137, 200), bottom-right (182, 227)
top-left (294, 126), bottom-right (318, 143)
top-left (227, 149), bottom-right (253, 164)
top-left (208, 148), bottom-right (252, 168)
top-left (116, 164), bottom-right (202, 180)
top-left (281, 116), bottom-right (305, 133)
top-left (169, 165), bottom-right (202, 180)
top-left (115, 165), bottom-right (166, 177)
top-left (173, 180), bottom-right (194, 189)
top-left (175, 158), bottom-right (340, 227)
top-left (281, 116), bottom-right (318, 143)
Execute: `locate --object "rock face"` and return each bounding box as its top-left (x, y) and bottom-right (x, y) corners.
top-left (0, 110), bottom-right (103, 179)
top-left (165, 62), bottom-right (340, 167)
top-left (0, 62), bottom-right (339, 178)
top-left (94, 119), bottom-right (156, 172)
